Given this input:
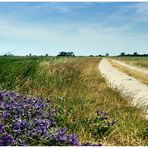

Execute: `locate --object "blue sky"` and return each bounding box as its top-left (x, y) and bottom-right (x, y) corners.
top-left (0, 2), bottom-right (148, 56)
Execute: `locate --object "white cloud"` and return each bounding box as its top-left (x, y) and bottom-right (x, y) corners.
top-left (0, 2), bottom-right (148, 55)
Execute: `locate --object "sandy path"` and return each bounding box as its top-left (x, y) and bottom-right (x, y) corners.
top-left (112, 59), bottom-right (148, 75)
top-left (99, 59), bottom-right (148, 110)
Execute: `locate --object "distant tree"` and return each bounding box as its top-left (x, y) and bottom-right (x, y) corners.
top-left (90, 55), bottom-right (93, 57)
top-left (4, 53), bottom-right (14, 56)
top-left (127, 54), bottom-right (132, 56)
top-left (58, 52), bottom-right (66, 56)
top-left (144, 54), bottom-right (148, 56)
top-left (67, 52), bottom-right (74, 56)
top-left (29, 53), bottom-right (31, 56)
top-left (45, 54), bottom-right (48, 57)
top-left (133, 52), bottom-right (138, 56)
top-left (57, 51), bottom-right (75, 57)
top-left (106, 53), bottom-right (109, 56)
top-left (120, 52), bottom-right (125, 56)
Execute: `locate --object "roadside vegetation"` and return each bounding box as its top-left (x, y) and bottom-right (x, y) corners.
top-left (114, 57), bottom-right (148, 69)
top-left (0, 56), bottom-right (148, 146)
top-left (110, 60), bottom-right (148, 85)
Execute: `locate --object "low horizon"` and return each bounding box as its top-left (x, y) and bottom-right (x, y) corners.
top-left (1, 50), bottom-right (147, 57)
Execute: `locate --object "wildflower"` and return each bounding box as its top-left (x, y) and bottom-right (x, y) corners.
top-left (2, 111), bottom-right (10, 119)
top-left (0, 134), bottom-right (14, 146)
top-left (0, 124), bottom-right (5, 133)
top-left (0, 90), bottom-right (82, 146)
top-left (58, 135), bottom-right (68, 142)
top-left (68, 134), bottom-right (79, 145)
top-left (57, 128), bottom-right (67, 136)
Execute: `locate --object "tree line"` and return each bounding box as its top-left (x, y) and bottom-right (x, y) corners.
top-left (2, 51), bottom-right (148, 57)
top-left (119, 52), bottom-right (148, 57)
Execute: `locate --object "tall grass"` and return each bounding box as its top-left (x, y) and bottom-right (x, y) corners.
top-left (0, 57), bottom-right (39, 91)
top-left (0, 56), bottom-right (147, 145)
top-left (110, 60), bottom-right (148, 85)
top-left (115, 57), bottom-right (148, 69)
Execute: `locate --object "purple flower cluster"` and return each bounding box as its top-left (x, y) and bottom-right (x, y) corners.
top-left (0, 90), bottom-right (79, 146)
top-left (91, 111), bottom-right (116, 138)
top-left (96, 111), bottom-right (116, 126)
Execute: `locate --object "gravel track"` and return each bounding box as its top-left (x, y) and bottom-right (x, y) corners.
top-left (99, 59), bottom-right (148, 110)
top-left (112, 59), bottom-right (148, 75)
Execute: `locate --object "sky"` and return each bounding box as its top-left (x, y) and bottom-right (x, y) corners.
top-left (0, 2), bottom-right (148, 56)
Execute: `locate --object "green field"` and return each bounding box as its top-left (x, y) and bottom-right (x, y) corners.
top-left (0, 56), bottom-right (148, 146)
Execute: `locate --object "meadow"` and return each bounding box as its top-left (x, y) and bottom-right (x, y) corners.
top-left (115, 57), bottom-right (148, 69)
top-left (0, 56), bottom-right (148, 146)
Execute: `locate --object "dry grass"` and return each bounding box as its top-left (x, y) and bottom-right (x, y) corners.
top-left (0, 57), bottom-right (148, 145)
top-left (37, 58), bottom-right (148, 145)
top-left (110, 60), bottom-right (148, 85)
top-left (115, 57), bottom-right (148, 69)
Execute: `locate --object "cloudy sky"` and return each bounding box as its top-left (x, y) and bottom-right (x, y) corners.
top-left (0, 2), bottom-right (148, 56)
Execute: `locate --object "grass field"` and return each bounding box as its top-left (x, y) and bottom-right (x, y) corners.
top-left (114, 57), bottom-right (148, 69)
top-left (0, 56), bottom-right (148, 146)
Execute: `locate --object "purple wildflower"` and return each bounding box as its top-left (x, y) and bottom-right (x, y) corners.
top-left (0, 124), bottom-right (5, 133)
top-left (68, 134), bottom-right (79, 145)
top-left (0, 134), bottom-right (14, 146)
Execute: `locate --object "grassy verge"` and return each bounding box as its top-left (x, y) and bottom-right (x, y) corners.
top-left (110, 60), bottom-right (148, 85)
top-left (0, 56), bottom-right (148, 145)
top-left (114, 57), bottom-right (148, 69)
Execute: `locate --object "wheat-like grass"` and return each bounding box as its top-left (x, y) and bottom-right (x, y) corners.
top-left (0, 56), bottom-right (147, 145)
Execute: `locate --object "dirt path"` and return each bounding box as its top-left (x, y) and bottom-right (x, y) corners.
top-left (112, 59), bottom-right (148, 75)
top-left (99, 59), bottom-right (148, 110)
